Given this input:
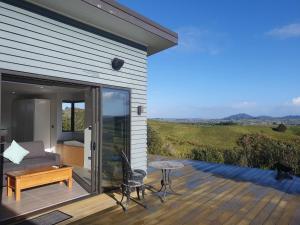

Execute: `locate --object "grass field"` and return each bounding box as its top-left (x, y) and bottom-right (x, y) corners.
top-left (149, 120), bottom-right (300, 156)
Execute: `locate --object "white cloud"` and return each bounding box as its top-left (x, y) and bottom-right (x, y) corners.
top-left (174, 26), bottom-right (229, 55)
top-left (292, 97), bottom-right (300, 106)
top-left (102, 91), bottom-right (126, 100)
top-left (266, 23), bottom-right (300, 39)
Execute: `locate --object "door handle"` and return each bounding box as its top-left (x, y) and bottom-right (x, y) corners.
top-left (90, 141), bottom-right (96, 151)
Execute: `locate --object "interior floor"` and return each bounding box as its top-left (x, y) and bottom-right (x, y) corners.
top-left (0, 179), bottom-right (89, 222)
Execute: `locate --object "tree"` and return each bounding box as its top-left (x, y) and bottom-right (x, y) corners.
top-left (147, 123), bottom-right (163, 154)
top-left (273, 124), bottom-right (287, 132)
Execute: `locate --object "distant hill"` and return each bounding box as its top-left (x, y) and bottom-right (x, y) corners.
top-left (223, 113), bottom-right (254, 120)
top-left (152, 114), bottom-right (300, 125)
top-left (281, 115), bottom-right (300, 120)
top-left (254, 116), bottom-right (273, 120)
top-left (223, 114), bottom-right (300, 121)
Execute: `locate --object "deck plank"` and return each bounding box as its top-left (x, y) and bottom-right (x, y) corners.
top-left (21, 159), bottom-right (300, 225)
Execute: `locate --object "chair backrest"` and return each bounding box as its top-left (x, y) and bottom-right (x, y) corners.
top-left (121, 150), bottom-right (133, 184)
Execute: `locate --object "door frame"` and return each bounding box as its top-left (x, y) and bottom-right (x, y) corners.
top-left (0, 69), bottom-right (132, 194)
top-left (91, 86), bottom-right (101, 193)
top-left (0, 70), bottom-right (100, 193)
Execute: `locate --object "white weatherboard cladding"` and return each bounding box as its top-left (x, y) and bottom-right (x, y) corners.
top-left (0, 2), bottom-right (147, 171)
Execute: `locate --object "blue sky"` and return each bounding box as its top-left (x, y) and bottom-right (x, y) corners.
top-left (119, 0), bottom-right (300, 119)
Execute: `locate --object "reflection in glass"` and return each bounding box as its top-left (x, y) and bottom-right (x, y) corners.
top-left (74, 102), bottom-right (85, 132)
top-left (62, 102), bottom-right (72, 131)
top-left (102, 88), bottom-right (130, 188)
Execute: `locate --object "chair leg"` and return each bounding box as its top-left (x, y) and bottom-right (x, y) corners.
top-left (125, 188), bottom-right (130, 211)
top-left (136, 187), bottom-right (141, 200)
top-left (142, 185), bottom-right (145, 199)
top-left (120, 185), bottom-right (125, 204)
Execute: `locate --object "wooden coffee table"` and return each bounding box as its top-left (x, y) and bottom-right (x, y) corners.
top-left (6, 166), bottom-right (73, 201)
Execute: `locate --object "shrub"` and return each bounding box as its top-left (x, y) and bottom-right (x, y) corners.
top-left (188, 146), bottom-right (224, 163)
top-left (223, 148), bottom-right (242, 165)
top-left (237, 134), bottom-right (300, 173)
top-left (273, 123), bottom-right (287, 132)
top-left (163, 143), bottom-right (176, 156)
top-left (184, 134), bottom-right (300, 175)
top-left (147, 123), bottom-right (163, 155)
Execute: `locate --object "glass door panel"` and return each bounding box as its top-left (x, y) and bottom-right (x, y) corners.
top-left (58, 88), bottom-right (96, 193)
top-left (101, 88), bottom-right (130, 189)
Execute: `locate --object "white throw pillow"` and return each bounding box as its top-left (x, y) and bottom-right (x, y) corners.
top-left (3, 140), bottom-right (29, 164)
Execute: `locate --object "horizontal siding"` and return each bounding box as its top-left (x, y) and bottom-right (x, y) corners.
top-left (0, 22), bottom-right (146, 66)
top-left (0, 60), bottom-right (147, 91)
top-left (0, 31), bottom-right (146, 73)
top-left (131, 160), bottom-right (147, 171)
top-left (0, 3), bottom-right (146, 56)
top-left (0, 38), bottom-right (147, 77)
top-left (131, 152), bottom-right (147, 160)
top-left (0, 2), bottom-right (147, 171)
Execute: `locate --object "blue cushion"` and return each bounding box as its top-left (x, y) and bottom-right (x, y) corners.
top-left (3, 140), bottom-right (29, 164)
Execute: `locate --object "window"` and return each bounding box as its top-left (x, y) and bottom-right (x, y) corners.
top-left (62, 101), bottom-right (85, 132)
top-left (62, 102), bottom-right (72, 132)
top-left (74, 102), bottom-right (85, 132)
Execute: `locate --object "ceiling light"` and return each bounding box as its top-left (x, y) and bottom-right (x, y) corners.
top-left (11, 91), bottom-right (16, 94)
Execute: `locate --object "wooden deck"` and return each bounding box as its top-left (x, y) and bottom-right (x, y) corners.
top-left (70, 158), bottom-right (300, 225)
top-left (21, 158), bottom-right (300, 225)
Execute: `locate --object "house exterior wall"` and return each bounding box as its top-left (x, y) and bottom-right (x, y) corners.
top-left (0, 2), bottom-right (147, 171)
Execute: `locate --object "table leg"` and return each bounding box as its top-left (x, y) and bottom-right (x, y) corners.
top-left (6, 177), bottom-right (12, 197)
top-left (163, 169), bottom-right (168, 200)
top-left (15, 180), bottom-right (21, 201)
top-left (158, 169), bottom-right (165, 192)
top-left (67, 177), bottom-right (73, 189)
top-left (157, 169), bottom-right (179, 201)
top-left (158, 169), bottom-right (169, 200)
top-left (167, 169), bottom-right (176, 193)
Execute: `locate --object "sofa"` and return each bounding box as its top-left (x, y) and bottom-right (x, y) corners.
top-left (1, 141), bottom-right (61, 186)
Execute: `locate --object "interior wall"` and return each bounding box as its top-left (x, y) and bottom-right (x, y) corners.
top-left (1, 83), bottom-right (92, 150)
top-left (1, 93), bottom-right (15, 141)
top-left (1, 92), bottom-right (53, 142)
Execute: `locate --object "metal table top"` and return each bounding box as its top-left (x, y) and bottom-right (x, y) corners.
top-left (149, 160), bottom-right (184, 170)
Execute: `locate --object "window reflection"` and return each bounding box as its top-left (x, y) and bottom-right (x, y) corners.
top-left (74, 102), bottom-right (85, 132)
top-left (102, 88), bottom-right (130, 188)
top-left (62, 102), bottom-right (72, 132)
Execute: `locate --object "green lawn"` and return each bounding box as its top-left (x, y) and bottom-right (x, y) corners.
top-left (149, 120), bottom-right (300, 155)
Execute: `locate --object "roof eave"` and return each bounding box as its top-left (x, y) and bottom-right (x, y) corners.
top-left (25, 0), bottom-right (178, 55)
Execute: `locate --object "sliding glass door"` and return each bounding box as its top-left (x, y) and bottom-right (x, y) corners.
top-left (101, 88), bottom-right (130, 189)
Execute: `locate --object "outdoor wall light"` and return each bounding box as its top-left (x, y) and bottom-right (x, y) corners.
top-left (112, 58), bottom-right (124, 71)
top-left (137, 106), bottom-right (143, 115)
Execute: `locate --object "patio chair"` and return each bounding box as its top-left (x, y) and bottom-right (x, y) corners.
top-left (120, 150), bottom-right (147, 210)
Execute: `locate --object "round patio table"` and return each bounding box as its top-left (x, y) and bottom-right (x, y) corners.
top-left (149, 161), bottom-right (184, 201)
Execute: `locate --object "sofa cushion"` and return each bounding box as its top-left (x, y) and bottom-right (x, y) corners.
top-left (3, 140), bottom-right (29, 164)
top-left (22, 157), bottom-right (59, 169)
top-left (3, 141), bottom-right (46, 160)
top-left (3, 161), bottom-right (25, 172)
top-left (20, 141), bottom-right (46, 159)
